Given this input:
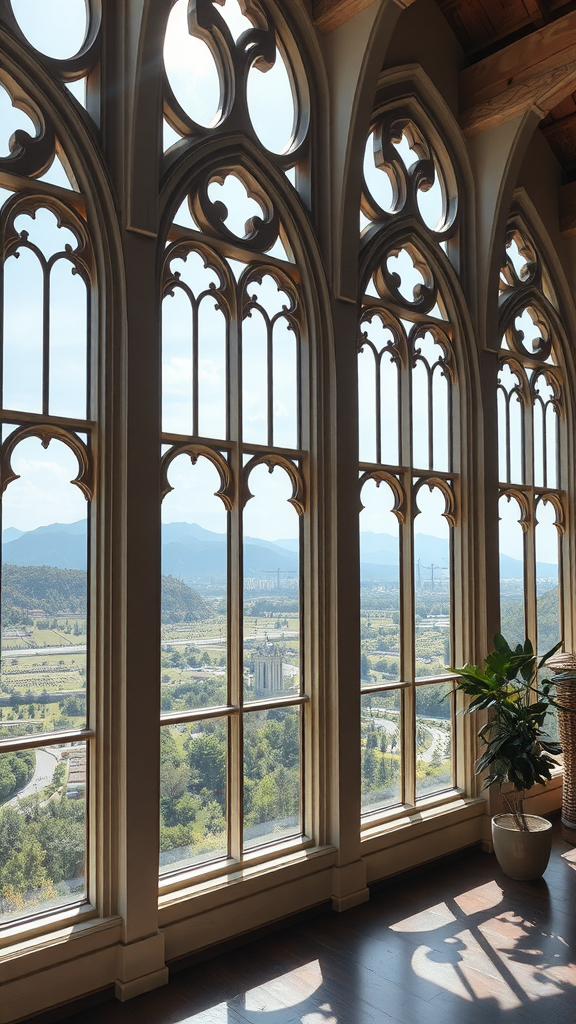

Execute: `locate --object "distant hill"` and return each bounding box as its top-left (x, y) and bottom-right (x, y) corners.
top-left (1, 521), bottom-right (558, 592)
top-left (161, 575), bottom-right (213, 623)
top-left (2, 564), bottom-right (87, 618)
top-left (1, 564), bottom-right (213, 624)
top-left (3, 522), bottom-right (87, 570)
top-left (500, 585), bottom-right (561, 653)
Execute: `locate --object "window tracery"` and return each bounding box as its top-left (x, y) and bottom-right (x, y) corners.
top-left (359, 106), bottom-right (460, 820)
top-left (163, 0), bottom-right (309, 185)
top-left (361, 112), bottom-right (458, 243)
top-left (0, 64), bottom-right (95, 925)
top-left (497, 218), bottom-right (565, 663)
top-left (159, 2), bottom-right (312, 881)
top-left (0, 0), bottom-right (100, 110)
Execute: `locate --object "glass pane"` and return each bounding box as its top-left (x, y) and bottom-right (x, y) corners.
top-left (361, 690), bottom-right (401, 814)
top-left (0, 740), bottom-right (86, 925)
top-left (358, 344), bottom-right (377, 464)
top-left (247, 47), bottom-right (296, 155)
top-left (1, 438), bottom-right (88, 740)
top-left (161, 454), bottom-right (227, 713)
top-left (242, 307), bottom-right (268, 445)
top-left (243, 706), bottom-right (301, 851)
top-left (533, 399), bottom-right (544, 488)
top-left (198, 295), bottom-right (227, 440)
top-left (387, 249), bottom-right (425, 305)
top-left (412, 359), bottom-right (429, 470)
top-left (546, 403), bottom-right (558, 489)
top-left (499, 494), bottom-right (525, 648)
top-left (160, 719), bottom-right (227, 875)
top-left (432, 365), bottom-right (449, 471)
top-left (4, 247), bottom-right (43, 413)
top-left (380, 351), bottom-right (399, 466)
top-left (272, 317), bottom-right (298, 449)
top-left (360, 478), bottom-right (400, 686)
top-left (417, 165), bottom-right (444, 232)
top-left (536, 498), bottom-right (560, 657)
top-left (359, 314), bottom-right (399, 466)
top-left (243, 463), bottom-right (300, 702)
top-left (163, 250), bottom-right (225, 438)
top-left (208, 175), bottom-right (264, 238)
top-left (415, 682), bottom-right (453, 798)
top-left (11, 0), bottom-right (87, 59)
top-left (414, 486), bottom-right (451, 676)
top-left (217, 0), bottom-right (253, 39)
top-left (509, 394), bottom-right (523, 484)
top-left (164, 0), bottom-right (221, 129)
top-left (498, 364), bottom-right (524, 485)
top-left (162, 286), bottom-right (192, 436)
top-left (49, 257), bottom-right (88, 419)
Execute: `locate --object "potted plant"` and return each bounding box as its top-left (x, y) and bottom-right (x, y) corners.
top-left (453, 633), bottom-right (563, 880)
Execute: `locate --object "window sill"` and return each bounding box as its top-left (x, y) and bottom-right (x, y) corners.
top-left (361, 788), bottom-right (468, 835)
top-left (0, 909), bottom-right (122, 981)
top-left (361, 793), bottom-right (486, 849)
top-left (158, 841), bottom-right (337, 920)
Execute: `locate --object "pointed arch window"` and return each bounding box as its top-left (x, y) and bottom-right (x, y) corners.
top-left (159, 0), bottom-right (314, 883)
top-left (497, 221), bottom-right (565, 668)
top-left (0, 66), bottom-right (96, 925)
top-left (359, 105), bottom-right (461, 820)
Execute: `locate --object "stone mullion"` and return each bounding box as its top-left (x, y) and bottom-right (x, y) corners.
top-left (228, 283), bottom-right (243, 864)
top-left (100, 0), bottom-right (169, 999)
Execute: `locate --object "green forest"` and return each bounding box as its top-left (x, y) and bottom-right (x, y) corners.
top-left (0, 753), bottom-right (85, 918)
top-left (0, 750), bottom-right (34, 802)
top-left (2, 565), bottom-right (87, 621)
top-left (500, 585), bottom-right (561, 653)
top-left (1, 564), bottom-right (213, 624)
top-left (160, 709), bottom-right (300, 868)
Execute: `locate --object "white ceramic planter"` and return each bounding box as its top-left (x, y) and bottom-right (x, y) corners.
top-left (491, 813), bottom-right (553, 880)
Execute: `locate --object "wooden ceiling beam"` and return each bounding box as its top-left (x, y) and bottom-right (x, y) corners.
top-left (313, 0), bottom-right (417, 35)
top-left (523, 0), bottom-right (549, 29)
top-left (460, 10), bottom-right (576, 136)
top-left (541, 109), bottom-right (576, 138)
top-left (559, 179), bottom-right (576, 236)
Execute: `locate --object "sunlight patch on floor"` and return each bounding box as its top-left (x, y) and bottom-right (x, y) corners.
top-left (390, 879), bottom-right (576, 1010)
top-left (390, 900), bottom-right (457, 932)
top-left (243, 959), bottom-right (323, 1012)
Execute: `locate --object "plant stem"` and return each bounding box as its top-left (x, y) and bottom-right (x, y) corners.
top-left (501, 788), bottom-right (527, 831)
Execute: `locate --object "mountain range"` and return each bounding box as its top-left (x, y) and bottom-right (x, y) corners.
top-left (1, 520), bottom-right (558, 592)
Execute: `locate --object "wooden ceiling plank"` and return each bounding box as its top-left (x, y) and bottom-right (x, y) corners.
top-left (541, 108), bottom-right (576, 136)
top-left (548, 93), bottom-right (576, 118)
top-left (460, 9), bottom-right (576, 104)
top-left (559, 179), bottom-right (576, 235)
top-left (313, 0), bottom-right (416, 34)
top-left (523, 0), bottom-right (548, 28)
top-left (460, 11), bottom-right (576, 135)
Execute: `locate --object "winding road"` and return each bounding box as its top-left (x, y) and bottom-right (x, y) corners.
top-left (6, 748), bottom-right (59, 806)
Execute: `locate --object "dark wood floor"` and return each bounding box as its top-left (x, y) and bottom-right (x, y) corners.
top-left (49, 820), bottom-right (576, 1024)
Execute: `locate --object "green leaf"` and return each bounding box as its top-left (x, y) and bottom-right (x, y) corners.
top-left (538, 640), bottom-right (563, 670)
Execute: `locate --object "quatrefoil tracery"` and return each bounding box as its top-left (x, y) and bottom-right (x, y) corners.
top-left (499, 222), bottom-right (563, 368)
top-left (361, 114), bottom-right (458, 241)
top-left (163, 0), bottom-right (308, 168)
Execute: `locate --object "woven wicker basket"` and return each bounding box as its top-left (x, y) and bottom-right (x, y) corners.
top-left (547, 652), bottom-right (576, 844)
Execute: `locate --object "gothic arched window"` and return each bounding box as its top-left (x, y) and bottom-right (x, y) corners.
top-left (358, 100), bottom-right (462, 820)
top-left (0, 8), bottom-right (100, 925)
top-left (159, 0), bottom-right (315, 882)
top-left (497, 217), bottom-right (565, 669)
